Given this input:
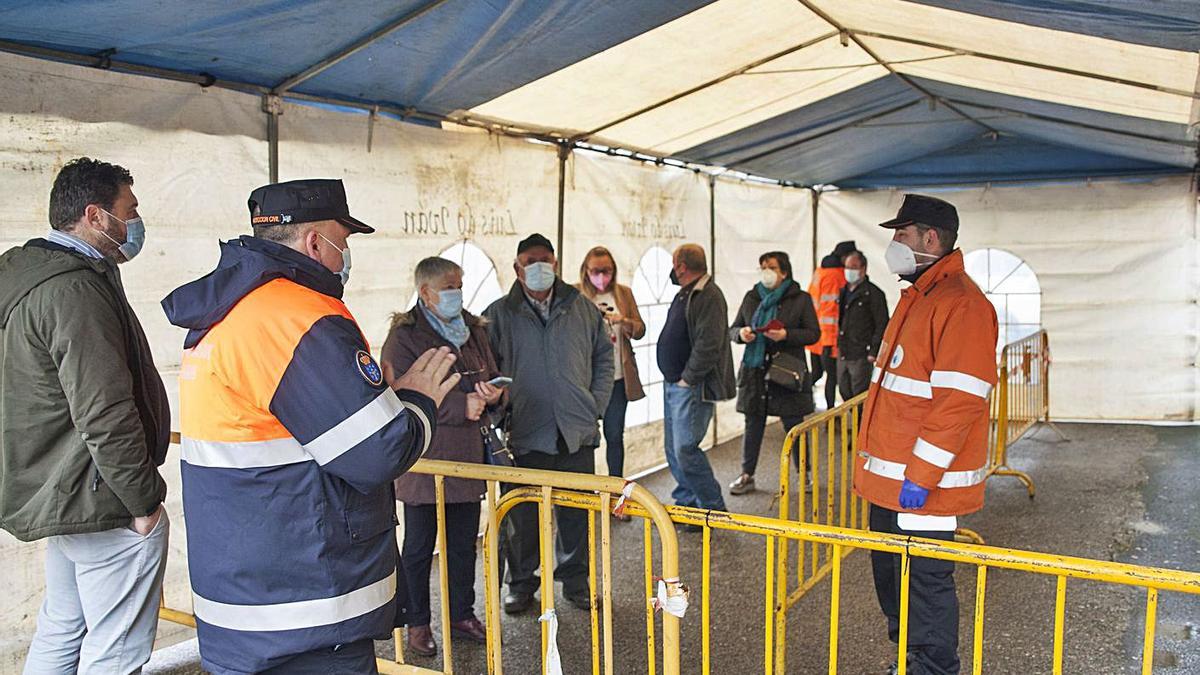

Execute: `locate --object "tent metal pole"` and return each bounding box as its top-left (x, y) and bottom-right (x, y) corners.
top-left (709, 173), bottom-right (718, 449)
top-left (556, 143), bottom-right (571, 259)
top-left (850, 30), bottom-right (1198, 100)
top-left (811, 188), bottom-right (821, 272)
top-left (263, 95), bottom-right (283, 183)
top-left (792, 0), bottom-right (998, 135)
top-left (0, 38), bottom-right (263, 94)
top-left (273, 0), bottom-right (451, 93)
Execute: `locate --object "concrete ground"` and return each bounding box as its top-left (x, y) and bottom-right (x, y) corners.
top-left (146, 422), bottom-right (1199, 674)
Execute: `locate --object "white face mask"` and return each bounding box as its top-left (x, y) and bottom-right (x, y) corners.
top-left (317, 233), bottom-right (352, 285)
top-left (523, 261), bottom-right (556, 292)
top-left (884, 240), bottom-right (940, 276)
top-left (760, 268), bottom-right (780, 289)
top-left (844, 268), bottom-right (862, 285)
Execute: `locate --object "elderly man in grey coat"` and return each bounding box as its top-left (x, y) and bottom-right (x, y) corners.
top-left (484, 233), bottom-right (614, 614)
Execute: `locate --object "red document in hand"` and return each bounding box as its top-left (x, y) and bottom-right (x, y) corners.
top-left (754, 319), bottom-right (785, 333)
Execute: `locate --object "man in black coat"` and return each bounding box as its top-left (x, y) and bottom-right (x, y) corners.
top-left (837, 250), bottom-right (889, 399)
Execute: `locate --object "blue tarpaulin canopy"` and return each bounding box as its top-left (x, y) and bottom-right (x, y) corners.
top-left (1, 0), bottom-right (1196, 188)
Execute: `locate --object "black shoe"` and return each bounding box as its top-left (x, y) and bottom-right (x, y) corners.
top-left (503, 591), bottom-right (535, 615)
top-left (564, 588), bottom-right (592, 611)
top-left (886, 653), bottom-right (920, 675)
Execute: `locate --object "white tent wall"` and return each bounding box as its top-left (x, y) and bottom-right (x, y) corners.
top-left (276, 102), bottom-right (561, 345)
top-left (712, 179), bottom-right (813, 448)
top-left (562, 151), bottom-right (713, 477)
top-left (819, 177), bottom-right (1200, 422)
top-left (0, 51), bottom-right (267, 671)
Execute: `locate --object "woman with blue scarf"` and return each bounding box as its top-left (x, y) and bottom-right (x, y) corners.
top-left (381, 257), bottom-right (503, 659)
top-left (728, 251), bottom-right (821, 496)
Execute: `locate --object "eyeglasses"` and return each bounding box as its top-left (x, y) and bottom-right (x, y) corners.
top-left (456, 366), bottom-right (486, 377)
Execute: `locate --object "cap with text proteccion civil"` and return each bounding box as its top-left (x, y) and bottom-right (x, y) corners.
top-left (247, 179), bottom-right (374, 234)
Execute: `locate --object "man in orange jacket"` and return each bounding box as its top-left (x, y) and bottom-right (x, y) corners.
top-left (807, 240), bottom-right (856, 410)
top-left (854, 195), bottom-right (997, 675)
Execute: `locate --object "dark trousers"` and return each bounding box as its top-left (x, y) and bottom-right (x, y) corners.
top-left (503, 437), bottom-right (594, 595)
top-left (869, 505), bottom-right (961, 675)
top-left (837, 356), bottom-right (873, 400)
top-left (603, 379), bottom-right (629, 477)
top-left (261, 639), bottom-right (377, 674)
top-left (401, 501), bottom-right (481, 626)
top-left (810, 347), bottom-right (838, 409)
top-left (740, 413), bottom-right (805, 476)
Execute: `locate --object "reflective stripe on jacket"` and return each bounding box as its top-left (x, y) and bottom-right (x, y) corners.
top-left (806, 267), bottom-right (846, 356)
top-left (853, 250), bottom-right (998, 517)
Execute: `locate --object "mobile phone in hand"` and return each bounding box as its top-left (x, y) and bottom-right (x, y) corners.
top-left (486, 376), bottom-right (513, 388)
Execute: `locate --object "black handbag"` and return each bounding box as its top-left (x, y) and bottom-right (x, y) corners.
top-left (480, 407), bottom-right (515, 467)
top-left (765, 352), bottom-right (809, 391)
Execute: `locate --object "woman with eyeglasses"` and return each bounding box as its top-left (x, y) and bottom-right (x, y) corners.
top-left (380, 257), bottom-right (502, 658)
top-left (575, 246), bottom-right (646, 514)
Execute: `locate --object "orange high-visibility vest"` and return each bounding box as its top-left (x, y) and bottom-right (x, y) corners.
top-left (807, 267), bottom-right (846, 356)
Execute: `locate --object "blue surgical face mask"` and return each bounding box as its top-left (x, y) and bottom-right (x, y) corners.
top-left (317, 233), bottom-right (352, 285)
top-left (434, 288), bottom-right (464, 319)
top-left (98, 209), bottom-right (146, 261)
top-left (523, 261), bottom-right (556, 292)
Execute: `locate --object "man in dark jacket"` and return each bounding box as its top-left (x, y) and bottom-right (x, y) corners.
top-left (0, 158), bottom-right (170, 673)
top-left (162, 179), bottom-right (458, 674)
top-left (837, 250), bottom-right (889, 399)
top-left (657, 244), bottom-right (736, 519)
top-left (484, 233), bottom-right (614, 614)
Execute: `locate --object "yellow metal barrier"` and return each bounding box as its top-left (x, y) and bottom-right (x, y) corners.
top-left (657, 503), bottom-right (1200, 675)
top-left (153, 436), bottom-right (1200, 673)
top-left (989, 329), bottom-right (1068, 499)
top-left (155, 434), bottom-right (681, 675)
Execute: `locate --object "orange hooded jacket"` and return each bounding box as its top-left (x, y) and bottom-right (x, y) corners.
top-left (806, 267), bottom-right (845, 356)
top-left (853, 250), bottom-right (998, 516)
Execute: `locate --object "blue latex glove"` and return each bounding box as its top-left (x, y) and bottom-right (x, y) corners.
top-left (898, 479), bottom-right (929, 510)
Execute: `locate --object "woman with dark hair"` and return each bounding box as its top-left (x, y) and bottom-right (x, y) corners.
top-left (728, 251), bottom-right (821, 495)
top-left (576, 246), bottom-right (646, 505)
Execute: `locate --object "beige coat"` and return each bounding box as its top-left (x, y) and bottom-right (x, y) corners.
top-left (576, 282), bottom-right (646, 402)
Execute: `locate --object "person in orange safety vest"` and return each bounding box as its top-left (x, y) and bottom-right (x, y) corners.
top-left (807, 240), bottom-right (856, 410)
top-left (854, 194), bottom-right (997, 675)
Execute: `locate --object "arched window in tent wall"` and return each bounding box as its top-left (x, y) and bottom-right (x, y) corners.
top-left (407, 240), bottom-right (505, 315)
top-left (963, 248), bottom-right (1042, 350)
top-left (626, 246), bottom-right (675, 427)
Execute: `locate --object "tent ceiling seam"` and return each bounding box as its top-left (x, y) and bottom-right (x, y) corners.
top-left (944, 98), bottom-right (1197, 148)
top-left (851, 30), bottom-right (1199, 100)
top-left (273, 0), bottom-right (451, 94)
top-left (717, 98), bottom-right (925, 166)
top-left (568, 30), bottom-right (840, 143)
top-left (793, 0), bottom-right (999, 136)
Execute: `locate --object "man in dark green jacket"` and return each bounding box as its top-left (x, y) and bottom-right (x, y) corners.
top-left (0, 158), bottom-right (171, 673)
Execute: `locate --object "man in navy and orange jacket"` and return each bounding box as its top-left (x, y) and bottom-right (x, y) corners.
top-left (855, 194), bottom-right (998, 675)
top-left (163, 179), bottom-right (460, 674)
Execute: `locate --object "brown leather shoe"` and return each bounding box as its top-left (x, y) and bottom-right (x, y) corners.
top-left (407, 625), bottom-right (437, 657)
top-left (450, 616), bottom-right (487, 644)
